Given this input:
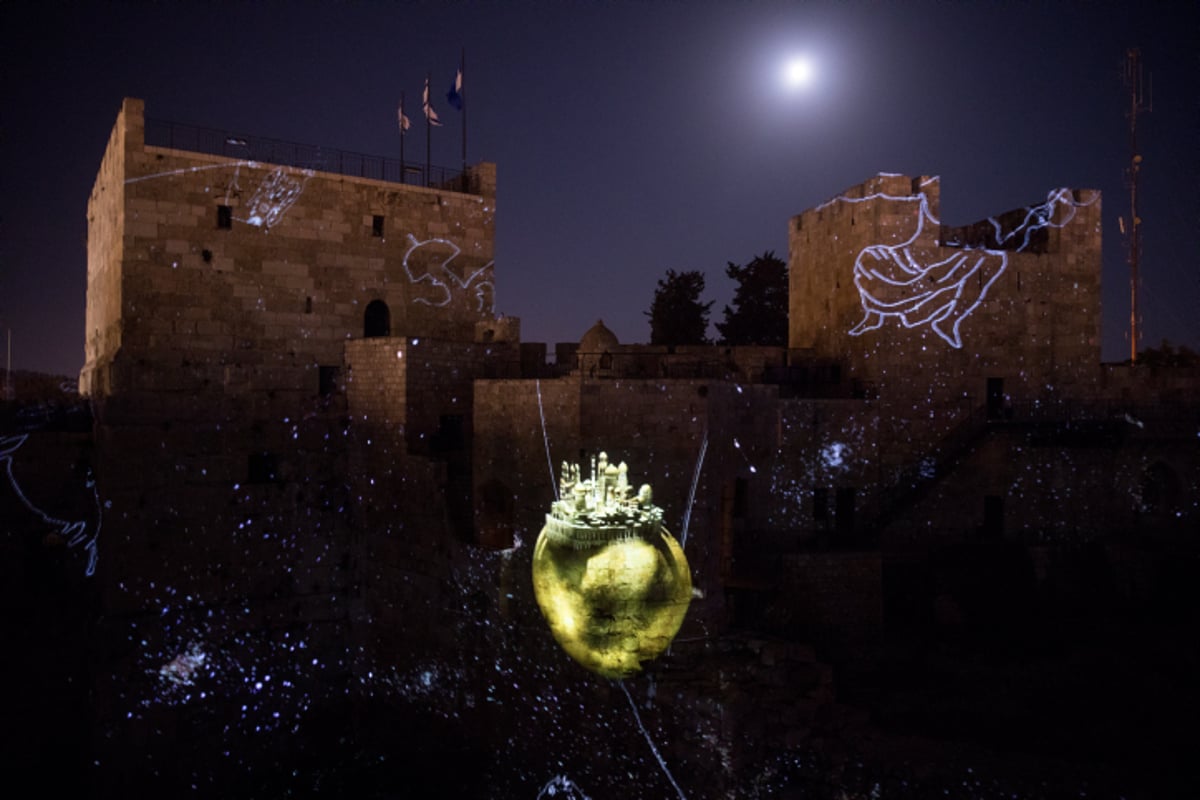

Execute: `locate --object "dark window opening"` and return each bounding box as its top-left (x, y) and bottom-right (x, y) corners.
top-left (202, 249), bottom-right (213, 263)
top-left (835, 487), bottom-right (856, 536)
top-left (431, 414), bottom-right (466, 454)
top-left (305, 296), bottom-right (313, 314)
top-left (983, 495), bottom-right (1004, 538)
top-left (733, 477), bottom-right (749, 519)
top-left (812, 487), bottom-right (829, 521)
top-left (318, 366), bottom-right (340, 397)
top-left (217, 205), bottom-right (232, 229)
top-left (248, 452), bottom-right (280, 484)
top-left (364, 299), bottom-right (390, 338)
top-left (372, 215), bottom-right (384, 237)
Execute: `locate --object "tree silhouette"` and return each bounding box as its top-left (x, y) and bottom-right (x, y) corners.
top-left (645, 269), bottom-right (712, 345)
top-left (1136, 340), bottom-right (1199, 367)
top-left (716, 251), bottom-right (788, 346)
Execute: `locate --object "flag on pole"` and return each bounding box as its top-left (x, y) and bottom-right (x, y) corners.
top-left (423, 78), bottom-right (442, 126)
top-left (446, 68), bottom-right (463, 110)
top-left (397, 101), bottom-right (411, 134)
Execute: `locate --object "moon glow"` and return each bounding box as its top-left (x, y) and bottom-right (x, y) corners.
top-left (783, 56), bottom-right (815, 88)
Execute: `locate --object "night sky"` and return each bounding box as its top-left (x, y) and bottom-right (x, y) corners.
top-left (2, 1), bottom-right (1196, 377)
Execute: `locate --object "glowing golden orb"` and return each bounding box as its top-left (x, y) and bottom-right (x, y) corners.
top-left (532, 453), bottom-right (692, 679)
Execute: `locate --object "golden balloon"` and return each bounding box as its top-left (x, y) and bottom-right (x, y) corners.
top-left (532, 453), bottom-right (692, 679)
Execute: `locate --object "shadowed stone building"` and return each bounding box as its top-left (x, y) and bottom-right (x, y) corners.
top-left (60, 100), bottom-right (1199, 796)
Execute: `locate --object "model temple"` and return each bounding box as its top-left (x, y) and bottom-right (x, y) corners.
top-left (532, 452), bottom-right (692, 679)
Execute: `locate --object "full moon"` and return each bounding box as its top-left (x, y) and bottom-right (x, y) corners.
top-left (783, 56), bottom-right (814, 88)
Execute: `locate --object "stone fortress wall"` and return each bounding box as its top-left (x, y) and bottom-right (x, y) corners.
top-left (72, 102), bottom-right (517, 795)
top-left (81, 97), bottom-right (498, 409)
top-left (59, 100), bottom-right (1199, 795)
top-left (788, 173), bottom-right (1103, 406)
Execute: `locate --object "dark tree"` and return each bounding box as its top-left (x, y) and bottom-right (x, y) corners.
top-left (1137, 340), bottom-right (1199, 367)
top-left (645, 269), bottom-right (713, 345)
top-left (717, 251), bottom-right (788, 346)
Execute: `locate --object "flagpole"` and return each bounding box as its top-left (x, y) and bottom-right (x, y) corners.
top-left (461, 46), bottom-right (467, 176)
top-left (425, 71), bottom-right (432, 187)
top-left (399, 91), bottom-right (406, 184)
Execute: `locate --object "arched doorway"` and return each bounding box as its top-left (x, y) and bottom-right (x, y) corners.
top-left (364, 299), bottom-right (390, 338)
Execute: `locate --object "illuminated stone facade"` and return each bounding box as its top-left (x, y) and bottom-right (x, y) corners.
top-left (81, 98), bottom-right (499, 404)
top-left (75, 96), bottom-right (520, 615)
top-left (73, 101), bottom-right (521, 793)
top-left (52, 102), bottom-right (1198, 795)
top-left (789, 173), bottom-right (1103, 405)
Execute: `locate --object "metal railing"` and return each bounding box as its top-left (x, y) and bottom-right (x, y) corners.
top-left (144, 117), bottom-right (473, 193)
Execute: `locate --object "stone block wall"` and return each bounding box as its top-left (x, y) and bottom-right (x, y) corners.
top-left (473, 378), bottom-right (581, 549)
top-left (400, 336), bottom-right (518, 455)
top-left (345, 337), bottom-right (408, 428)
top-left (473, 376), bottom-right (787, 631)
top-left (769, 398), bottom-right (882, 537)
top-left (883, 417), bottom-right (1200, 545)
top-left (81, 99), bottom-right (133, 396)
top-left (773, 552), bottom-right (883, 653)
top-left (80, 98), bottom-right (498, 406)
top-left (788, 174), bottom-right (1103, 409)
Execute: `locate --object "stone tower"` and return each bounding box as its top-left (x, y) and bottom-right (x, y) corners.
top-left (80, 97), bottom-right (499, 403)
top-left (788, 173), bottom-right (1103, 408)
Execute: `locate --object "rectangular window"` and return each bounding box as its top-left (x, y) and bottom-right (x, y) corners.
top-left (812, 487), bottom-right (829, 521)
top-left (432, 414), bottom-right (466, 453)
top-left (217, 205), bottom-right (233, 229)
top-left (318, 366), bottom-right (339, 397)
top-left (835, 487), bottom-right (856, 536)
top-left (733, 477), bottom-right (749, 519)
top-left (247, 452), bottom-right (279, 484)
top-left (983, 495), bottom-right (1004, 538)
top-left (372, 215), bottom-right (384, 237)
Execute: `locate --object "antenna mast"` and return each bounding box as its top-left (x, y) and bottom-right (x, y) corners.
top-left (3, 327), bottom-right (11, 401)
top-left (1123, 48), bottom-right (1151, 364)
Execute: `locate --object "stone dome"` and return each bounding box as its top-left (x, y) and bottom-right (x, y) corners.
top-left (579, 319), bottom-right (619, 353)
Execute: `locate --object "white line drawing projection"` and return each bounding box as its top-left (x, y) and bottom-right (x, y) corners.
top-left (1, 434), bottom-right (102, 576)
top-left (222, 162), bottom-right (244, 206)
top-left (536, 775), bottom-right (591, 799)
top-left (126, 161), bottom-right (312, 230)
top-left (239, 165), bottom-right (313, 228)
top-left (123, 160), bottom-right (256, 185)
top-left (832, 185), bottom-right (1096, 349)
top-left (402, 233), bottom-right (495, 312)
top-left (158, 643), bottom-right (208, 686)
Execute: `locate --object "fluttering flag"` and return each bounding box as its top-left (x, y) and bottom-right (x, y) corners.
top-left (397, 101), bottom-right (411, 134)
top-left (423, 78), bottom-right (442, 126)
top-left (446, 68), bottom-right (463, 110)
